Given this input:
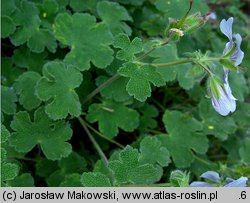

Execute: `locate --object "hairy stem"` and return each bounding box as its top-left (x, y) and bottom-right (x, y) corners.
top-left (84, 120), bottom-right (124, 149)
top-left (78, 117), bottom-right (109, 165)
top-left (154, 58), bottom-right (193, 67)
top-left (82, 74), bottom-right (120, 104)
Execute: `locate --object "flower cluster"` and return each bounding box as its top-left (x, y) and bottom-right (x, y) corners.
top-left (210, 17), bottom-right (244, 116)
top-left (190, 171), bottom-right (248, 187)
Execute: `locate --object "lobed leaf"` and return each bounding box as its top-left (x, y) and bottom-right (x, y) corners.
top-left (1, 86), bottom-right (17, 115)
top-left (158, 110), bottom-right (208, 168)
top-left (97, 1), bottom-right (132, 36)
top-left (114, 34), bottom-right (143, 61)
top-left (36, 61), bottom-right (82, 120)
top-left (10, 107), bottom-right (73, 160)
top-left (109, 146), bottom-right (162, 185)
top-left (54, 12), bottom-right (114, 70)
top-left (81, 172), bottom-right (111, 187)
top-left (14, 71), bottom-right (42, 110)
top-left (118, 63), bottom-right (165, 101)
top-left (87, 100), bottom-right (139, 138)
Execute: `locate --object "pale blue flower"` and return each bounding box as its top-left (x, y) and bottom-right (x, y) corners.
top-left (190, 171), bottom-right (248, 187)
top-left (190, 171), bottom-right (220, 187)
top-left (211, 17), bottom-right (244, 116)
top-left (224, 177), bottom-right (248, 187)
top-left (220, 17), bottom-right (244, 66)
top-left (211, 76), bottom-right (236, 116)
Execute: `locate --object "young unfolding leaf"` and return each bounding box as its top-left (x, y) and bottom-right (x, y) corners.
top-left (96, 76), bottom-right (130, 102)
top-left (139, 136), bottom-right (171, 167)
top-left (9, 107), bottom-right (73, 160)
top-left (1, 86), bottom-right (17, 115)
top-left (198, 99), bottom-right (237, 140)
top-left (10, 0), bottom-right (57, 53)
top-left (81, 172), bottom-right (111, 187)
top-left (158, 110), bottom-right (208, 168)
top-left (36, 61), bottom-right (82, 120)
top-left (114, 34), bottom-right (143, 61)
top-left (54, 12), bottom-right (113, 70)
top-left (14, 71), bottom-right (41, 110)
top-left (109, 146), bottom-right (162, 185)
top-left (87, 100), bottom-right (139, 138)
top-left (118, 63), bottom-right (165, 101)
top-left (97, 1), bottom-right (132, 35)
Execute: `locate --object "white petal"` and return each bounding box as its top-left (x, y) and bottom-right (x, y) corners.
top-left (220, 17), bottom-right (233, 40)
top-left (231, 34), bottom-right (244, 66)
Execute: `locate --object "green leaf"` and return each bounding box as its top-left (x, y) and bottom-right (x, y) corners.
top-left (139, 136), bottom-right (171, 167)
top-left (138, 104), bottom-right (159, 130)
top-left (36, 158), bottom-right (58, 178)
top-left (198, 99), bottom-right (237, 140)
top-left (69, 0), bottom-right (100, 13)
top-left (97, 1), bottom-right (132, 36)
top-left (41, 0), bottom-right (59, 18)
top-left (54, 12), bottom-right (113, 70)
top-left (158, 110), bottom-right (208, 168)
top-left (1, 0), bottom-right (16, 16)
top-left (229, 72), bottom-right (249, 102)
top-left (36, 61), bottom-right (82, 120)
top-left (151, 45), bottom-right (178, 82)
top-left (7, 173), bottom-right (34, 187)
top-left (155, 0), bottom-right (208, 18)
top-left (81, 172), bottom-right (111, 187)
top-left (10, 0), bottom-right (57, 53)
top-left (1, 124), bottom-right (10, 143)
top-left (114, 0), bottom-right (145, 6)
top-left (1, 162), bottom-right (19, 182)
top-left (1, 57), bottom-right (24, 86)
top-left (27, 28), bottom-right (57, 53)
top-left (1, 16), bottom-right (16, 38)
top-left (14, 71), bottom-right (42, 110)
top-left (118, 63), bottom-right (165, 101)
top-left (9, 107), bottom-right (73, 160)
top-left (47, 152), bottom-right (87, 186)
top-left (87, 100), bottom-right (139, 138)
top-left (12, 46), bottom-right (47, 73)
top-left (1, 86), bottom-right (17, 115)
top-left (96, 76), bottom-right (130, 102)
top-left (109, 146), bottom-right (162, 185)
top-left (239, 138), bottom-right (250, 162)
top-left (114, 34), bottom-right (143, 61)
top-left (60, 173), bottom-right (82, 187)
